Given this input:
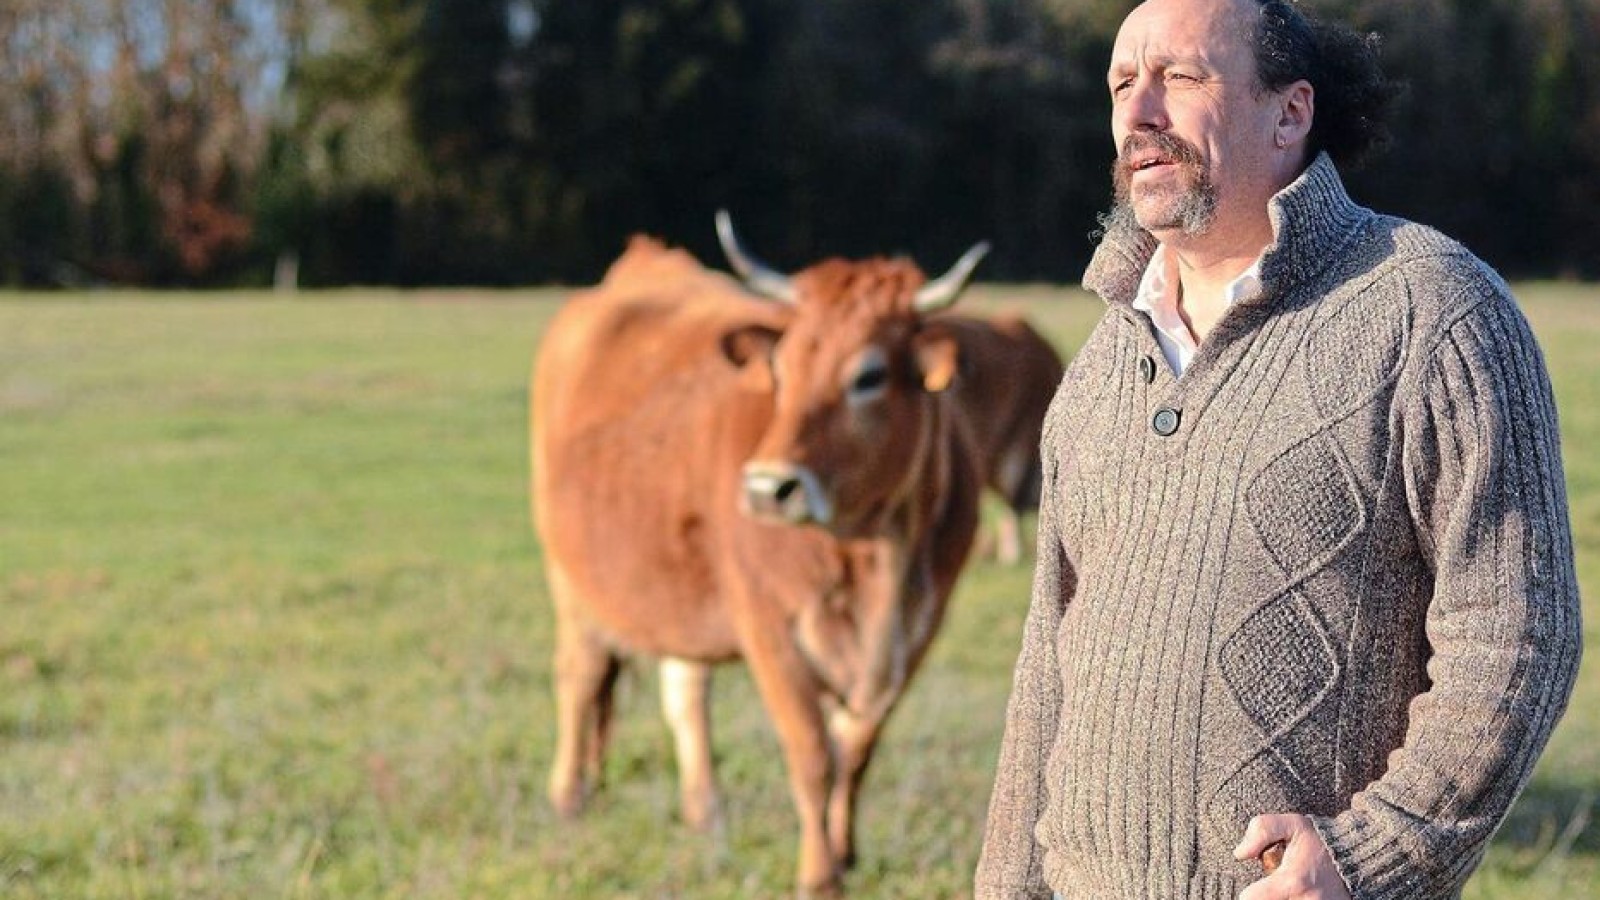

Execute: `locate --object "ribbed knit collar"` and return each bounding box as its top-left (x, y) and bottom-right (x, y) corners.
top-left (1082, 152), bottom-right (1372, 308)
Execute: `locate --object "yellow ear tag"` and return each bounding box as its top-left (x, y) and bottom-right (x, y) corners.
top-left (923, 364), bottom-right (955, 393)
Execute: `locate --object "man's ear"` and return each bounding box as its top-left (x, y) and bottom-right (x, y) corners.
top-left (720, 324), bottom-right (782, 369)
top-left (1276, 79), bottom-right (1315, 148)
top-left (913, 326), bottom-right (960, 393)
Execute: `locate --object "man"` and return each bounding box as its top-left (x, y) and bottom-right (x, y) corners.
top-left (975, 1), bottom-right (1582, 898)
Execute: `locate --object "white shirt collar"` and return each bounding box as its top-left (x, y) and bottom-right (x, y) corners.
top-left (1131, 245), bottom-right (1264, 376)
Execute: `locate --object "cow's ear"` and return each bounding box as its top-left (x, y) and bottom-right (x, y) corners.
top-left (913, 327), bottom-right (960, 393)
top-left (720, 324), bottom-right (782, 369)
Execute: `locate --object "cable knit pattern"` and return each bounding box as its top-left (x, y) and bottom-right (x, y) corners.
top-left (975, 154), bottom-right (1581, 900)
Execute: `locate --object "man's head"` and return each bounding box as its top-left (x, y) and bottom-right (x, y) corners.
top-left (1106, 0), bottom-right (1395, 245)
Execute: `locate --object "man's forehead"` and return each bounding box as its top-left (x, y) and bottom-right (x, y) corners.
top-left (1110, 0), bottom-right (1254, 67)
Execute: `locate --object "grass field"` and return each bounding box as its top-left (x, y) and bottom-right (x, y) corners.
top-left (1, 284), bottom-right (1596, 899)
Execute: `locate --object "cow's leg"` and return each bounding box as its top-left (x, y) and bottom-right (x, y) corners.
top-left (548, 615), bottom-right (619, 818)
top-left (659, 657), bottom-right (722, 832)
top-left (825, 702), bottom-right (885, 871)
top-left (995, 506), bottom-right (1023, 566)
top-left (585, 656), bottom-right (623, 788)
top-left (739, 635), bottom-right (841, 898)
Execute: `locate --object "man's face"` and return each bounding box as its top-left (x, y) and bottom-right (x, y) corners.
top-left (1107, 0), bottom-right (1282, 240)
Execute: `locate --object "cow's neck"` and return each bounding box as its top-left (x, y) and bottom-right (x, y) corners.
top-left (796, 397), bottom-right (957, 719)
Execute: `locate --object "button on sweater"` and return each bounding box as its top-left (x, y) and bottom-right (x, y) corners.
top-left (975, 154), bottom-right (1582, 900)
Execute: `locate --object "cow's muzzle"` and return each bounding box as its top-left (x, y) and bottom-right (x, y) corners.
top-left (741, 462), bottom-right (833, 526)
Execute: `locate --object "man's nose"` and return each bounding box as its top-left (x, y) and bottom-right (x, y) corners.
top-left (1115, 76), bottom-right (1170, 135)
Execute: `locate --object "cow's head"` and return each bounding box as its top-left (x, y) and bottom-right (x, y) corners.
top-left (717, 212), bottom-right (989, 537)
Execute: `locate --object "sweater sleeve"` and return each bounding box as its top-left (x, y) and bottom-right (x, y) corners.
top-left (1309, 287), bottom-right (1583, 898)
top-left (975, 396), bottom-right (1077, 900)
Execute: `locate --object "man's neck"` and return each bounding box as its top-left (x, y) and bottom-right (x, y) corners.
top-left (1158, 221), bottom-right (1272, 342)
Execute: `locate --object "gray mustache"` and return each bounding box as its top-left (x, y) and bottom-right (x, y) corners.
top-left (1119, 132), bottom-right (1204, 168)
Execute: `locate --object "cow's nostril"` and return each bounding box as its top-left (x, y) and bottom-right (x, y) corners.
top-left (774, 479), bottom-right (800, 504)
top-left (742, 464), bottom-right (827, 526)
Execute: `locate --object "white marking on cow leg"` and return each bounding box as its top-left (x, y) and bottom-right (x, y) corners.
top-left (995, 444), bottom-right (1029, 565)
top-left (997, 444), bottom-right (1029, 503)
top-left (996, 508), bottom-right (1022, 566)
top-left (659, 657), bottom-right (721, 832)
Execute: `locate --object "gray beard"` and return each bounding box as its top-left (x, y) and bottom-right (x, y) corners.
top-left (1115, 180), bottom-right (1219, 236)
top-left (1109, 154), bottom-right (1220, 236)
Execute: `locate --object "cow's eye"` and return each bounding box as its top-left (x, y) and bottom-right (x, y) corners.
top-left (849, 364), bottom-right (889, 401)
top-left (855, 366), bottom-right (887, 392)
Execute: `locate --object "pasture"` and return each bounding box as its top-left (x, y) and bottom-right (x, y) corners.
top-left (1, 284), bottom-right (1596, 898)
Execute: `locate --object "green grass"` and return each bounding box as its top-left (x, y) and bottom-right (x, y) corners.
top-left (0, 284), bottom-right (1595, 898)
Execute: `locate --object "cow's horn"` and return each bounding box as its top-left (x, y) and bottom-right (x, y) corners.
top-left (716, 210), bottom-right (796, 303)
top-left (913, 241), bottom-right (991, 313)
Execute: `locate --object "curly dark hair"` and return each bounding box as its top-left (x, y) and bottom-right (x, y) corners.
top-left (1251, 0), bottom-right (1401, 169)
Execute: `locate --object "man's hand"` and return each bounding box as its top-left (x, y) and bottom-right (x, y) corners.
top-left (1233, 814), bottom-right (1352, 900)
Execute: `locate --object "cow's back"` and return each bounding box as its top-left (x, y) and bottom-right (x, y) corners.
top-left (940, 312), bottom-right (1064, 508)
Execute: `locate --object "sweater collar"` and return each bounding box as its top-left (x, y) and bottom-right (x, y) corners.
top-left (1082, 152), bottom-right (1371, 307)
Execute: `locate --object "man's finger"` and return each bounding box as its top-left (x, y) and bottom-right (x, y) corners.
top-left (1233, 814), bottom-right (1298, 861)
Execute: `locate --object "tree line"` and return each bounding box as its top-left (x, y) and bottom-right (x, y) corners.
top-left (1, 0), bottom-right (1595, 288)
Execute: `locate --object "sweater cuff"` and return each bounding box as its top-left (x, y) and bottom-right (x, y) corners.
top-left (1310, 811), bottom-right (1428, 900)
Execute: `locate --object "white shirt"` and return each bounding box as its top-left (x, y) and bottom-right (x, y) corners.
top-left (1131, 245), bottom-right (1263, 376)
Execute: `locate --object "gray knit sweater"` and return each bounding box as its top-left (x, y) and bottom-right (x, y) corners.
top-left (975, 154), bottom-right (1581, 900)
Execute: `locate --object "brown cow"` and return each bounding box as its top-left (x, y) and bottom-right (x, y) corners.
top-left (531, 217), bottom-right (989, 897)
top-left (938, 313), bottom-right (1064, 564)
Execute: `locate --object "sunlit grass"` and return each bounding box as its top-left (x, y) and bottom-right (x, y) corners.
top-left (0, 284), bottom-right (1594, 897)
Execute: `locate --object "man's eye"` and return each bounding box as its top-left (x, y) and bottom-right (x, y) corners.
top-left (1111, 78), bottom-right (1134, 96)
top-left (1169, 71), bottom-right (1200, 83)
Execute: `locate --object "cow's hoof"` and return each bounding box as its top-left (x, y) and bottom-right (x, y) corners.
top-left (796, 880), bottom-right (844, 900)
top-left (680, 790), bottom-right (723, 834)
top-left (683, 805), bottom-right (725, 835)
top-left (547, 783), bottom-right (587, 820)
